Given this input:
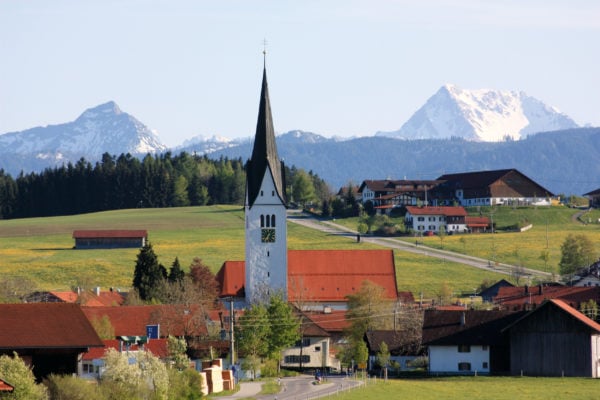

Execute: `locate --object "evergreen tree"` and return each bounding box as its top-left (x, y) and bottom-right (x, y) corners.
top-left (168, 257), bottom-right (185, 284)
top-left (132, 242), bottom-right (166, 301)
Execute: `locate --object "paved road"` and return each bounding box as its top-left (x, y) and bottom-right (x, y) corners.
top-left (288, 212), bottom-right (553, 282)
top-left (218, 375), bottom-right (362, 400)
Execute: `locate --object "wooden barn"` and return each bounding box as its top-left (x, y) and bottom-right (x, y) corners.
top-left (0, 303), bottom-right (103, 380)
top-left (73, 230), bottom-right (148, 249)
top-left (505, 299), bottom-right (600, 377)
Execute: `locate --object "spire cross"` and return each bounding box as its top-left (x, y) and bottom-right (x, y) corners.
top-left (262, 38), bottom-right (268, 67)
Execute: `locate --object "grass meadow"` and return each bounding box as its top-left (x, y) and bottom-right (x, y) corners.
top-left (334, 376), bottom-right (599, 400)
top-left (336, 206), bottom-right (600, 276)
top-left (1, 205), bottom-right (597, 297)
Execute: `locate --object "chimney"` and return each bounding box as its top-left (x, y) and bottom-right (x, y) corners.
top-left (524, 285), bottom-right (529, 295)
top-left (94, 286), bottom-right (101, 296)
top-left (538, 284), bottom-right (543, 295)
top-left (460, 312), bottom-right (466, 327)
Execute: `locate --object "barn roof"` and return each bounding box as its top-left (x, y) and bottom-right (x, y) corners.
top-left (422, 309), bottom-right (526, 346)
top-left (502, 299), bottom-right (600, 334)
top-left (0, 303), bottom-right (103, 350)
top-left (218, 249), bottom-right (398, 303)
top-left (72, 230), bottom-right (148, 239)
top-left (81, 305), bottom-right (212, 337)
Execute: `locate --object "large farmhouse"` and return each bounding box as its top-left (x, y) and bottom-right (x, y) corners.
top-left (433, 169), bottom-right (554, 207)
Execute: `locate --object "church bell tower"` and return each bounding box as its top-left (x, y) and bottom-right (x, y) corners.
top-left (244, 61), bottom-right (287, 304)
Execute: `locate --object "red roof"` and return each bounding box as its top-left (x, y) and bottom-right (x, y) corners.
top-left (50, 290), bottom-right (125, 307)
top-left (218, 249), bottom-right (399, 303)
top-left (81, 305), bottom-right (213, 337)
top-left (465, 216), bottom-right (490, 227)
top-left (494, 285), bottom-right (600, 307)
top-left (72, 230), bottom-right (148, 239)
top-left (82, 339), bottom-right (169, 360)
top-left (302, 310), bottom-right (349, 332)
top-left (405, 206), bottom-right (467, 217)
top-left (0, 303), bottom-right (103, 349)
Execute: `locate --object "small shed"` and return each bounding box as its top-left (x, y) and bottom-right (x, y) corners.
top-left (73, 230), bottom-right (148, 249)
top-left (504, 299), bottom-right (600, 377)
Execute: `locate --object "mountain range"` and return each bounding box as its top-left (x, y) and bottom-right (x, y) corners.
top-left (0, 87), bottom-right (598, 196)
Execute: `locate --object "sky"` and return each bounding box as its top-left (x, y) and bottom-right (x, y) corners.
top-left (1, 0), bottom-right (599, 147)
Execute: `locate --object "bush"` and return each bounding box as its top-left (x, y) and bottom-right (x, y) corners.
top-left (260, 359), bottom-right (279, 377)
top-left (0, 353), bottom-right (47, 400)
top-left (45, 374), bottom-right (103, 400)
top-left (167, 368), bottom-right (203, 400)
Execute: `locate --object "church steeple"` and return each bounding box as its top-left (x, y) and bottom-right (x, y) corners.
top-left (246, 67), bottom-right (286, 208)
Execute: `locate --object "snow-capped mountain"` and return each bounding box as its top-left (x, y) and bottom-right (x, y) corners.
top-left (177, 134), bottom-right (248, 155)
top-left (0, 101), bottom-right (166, 163)
top-left (377, 84), bottom-right (579, 141)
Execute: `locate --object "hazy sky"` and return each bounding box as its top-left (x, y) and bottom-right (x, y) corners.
top-left (1, 0), bottom-right (598, 147)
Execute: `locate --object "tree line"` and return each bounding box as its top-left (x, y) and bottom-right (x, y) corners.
top-left (0, 152), bottom-right (331, 219)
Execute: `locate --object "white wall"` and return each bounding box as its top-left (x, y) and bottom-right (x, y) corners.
top-left (428, 345), bottom-right (490, 374)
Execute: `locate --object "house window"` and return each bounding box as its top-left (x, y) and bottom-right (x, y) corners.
top-left (482, 362), bottom-right (489, 369)
top-left (418, 217), bottom-right (424, 222)
top-left (315, 346), bottom-right (321, 351)
top-left (458, 345), bottom-right (471, 353)
top-left (285, 355), bottom-right (310, 363)
top-left (458, 362), bottom-right (471, 371)
top-left (295, 338), bottom-right (311, 347)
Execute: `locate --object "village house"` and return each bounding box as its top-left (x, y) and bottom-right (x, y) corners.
top-left (280, 308), bottom-right (347, 372)
top-left (358, 179), bottom-right (442, 211)
top-left (404, 205), bottom-right (491, 234)
top-left (504, 299), bottom-right (600, 377)
top-left (433, 168), bottom-right (554, 207)
top-left (72, 229), bottom-right (148, 249)
top-left (0, 303), bottom-right (103, 380)
top-left (365, 330), bottom-right (424, 372)
top-left (422, 309), bottom-right (526, 375)
top-left (26, 287), bottom-right (125, 306)
top-left (584, 188), bottom-right (600, 208)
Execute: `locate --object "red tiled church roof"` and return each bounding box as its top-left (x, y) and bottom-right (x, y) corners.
top-left (219, 249), bottom-right (398, 302)
top-left (0, 303), bottom-right (103, 349)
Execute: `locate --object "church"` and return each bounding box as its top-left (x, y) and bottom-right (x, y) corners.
top-left (216, 63), bottom-right (399, 309)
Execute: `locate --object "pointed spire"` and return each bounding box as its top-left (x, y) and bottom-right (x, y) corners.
top-left (246, 65), bottom-right (286, 208)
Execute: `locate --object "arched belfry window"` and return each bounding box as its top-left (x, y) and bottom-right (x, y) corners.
top-left (260, 215), bottom-right (265, 228)
top-left (266, 214), bottom-right (271, 227)
top-left (271, 214), bottom-right (276, 227)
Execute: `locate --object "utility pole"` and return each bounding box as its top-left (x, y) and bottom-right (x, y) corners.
top-left (229, 297), bottom-right (235, 369)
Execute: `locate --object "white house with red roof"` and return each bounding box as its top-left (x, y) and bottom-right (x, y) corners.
top-left (405, 206), bottom-right (469, 234)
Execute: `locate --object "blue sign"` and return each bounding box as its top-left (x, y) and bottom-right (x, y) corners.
top-left (146, 324), bottom-right (160, 339)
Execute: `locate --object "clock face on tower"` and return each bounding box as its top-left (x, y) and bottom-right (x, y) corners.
top-left (261, 228), bottom-right (276, 243)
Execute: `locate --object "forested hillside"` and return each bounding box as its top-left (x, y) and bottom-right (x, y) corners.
top-left (0, 152), bottom-right (329, 219)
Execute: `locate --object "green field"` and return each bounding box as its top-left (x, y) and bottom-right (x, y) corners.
top-left (336, 206), bottom-right (600, 275)
top-left (334, 376), bottom-right (599, 400)
top-left (1, 205), bottom-right (598, 298)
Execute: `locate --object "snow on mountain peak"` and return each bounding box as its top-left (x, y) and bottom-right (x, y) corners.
top-left (379, 84), bottom-right (578, 141)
